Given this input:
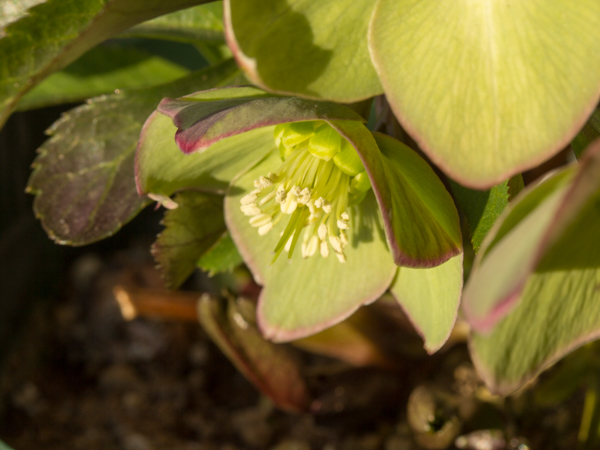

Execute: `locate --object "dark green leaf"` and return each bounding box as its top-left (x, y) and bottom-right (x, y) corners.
top-left (18, 45), bottom-right (189, 111)
top-left (0, 0), bottom-right (209, 128)
top-left (572, 108), bottom-right (600, 159)
top-left (27, 59), bottom-right (239, 245)
top-left (197, 232), bottom-right (243, 276)
top-left (152, 191), bottom-right (225, 289)
top-left (121, 3), bottom-right (224, 44)
top-left (198, 295), bottom-right (311, 412)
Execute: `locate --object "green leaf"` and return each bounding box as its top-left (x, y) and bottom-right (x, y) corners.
top-left (199, 295), bottom-right (311, 412)
top-left (197, 232), bottom-right (244, 276)
top-left (225, 150), bottom-right (397, 342)
top-left (390, 254), bottom-right (463, 354)
top-left (152, 191), bottom-right (225, 289)
top-left (572, 109), bottom-right (600, 159)
top-left (369, 0), bottom-right (600, 188)
top-left (330, 122), bottom-right (462, 267)
top-left (17, 45), bottom-right (189, 111)
top-left (136, 114), bottom-right (275, 197)
top-left (451, 180), bottom-right (511, 253)
top-left (0, 0), bottom-right (209, 129)
top-left (121, 3), bottom-right (224, 44)
top-left (225, 0), bottom-right (382, 102)
top-left (27, 59), bottom-right (239, 245)
top-left (0, 439), bottom-right (15, 450)
top-left (158, 87), bottom-right (365, 154)
top-left (466, 141), bottom-right (600, 394)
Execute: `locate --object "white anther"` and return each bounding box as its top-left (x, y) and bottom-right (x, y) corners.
top-left (314, 197), bottom-right (324, 209)
top-left (267, 172), bottom-right (278, 182)
top-left (318, 224), bottom-right (328, 240)
top-left (241, 204), bottom-right (261, 216)
top-left (148, 193), bottom-right (179, 210)
top-left (240, 193), bottom-right (258, 205)
top-left (337, 219), bottom-right (349, 230)
top-left (321, 200), bottom-right (332, 214)
top-left (280, 194), bottom-right (298, 214)
top-left (258, 222), bottom-right (274, 235)
top-left (341, 212), bottom-right (350, 221)
top-left (320, 240), bottom-right (329, 258)
top-left (254, 175), bottom-right (273, 189)
top-left (298, 187), bottom-right (312, 205)
top-left (249, 213), bottom-right (272, 227)
top-left (340, 230), bottom-right (348, 246)
top-left (336, 252), bottom-right (347, 263)
top-left (307, 200), bottom-right (316, 214)
top-left (290, 185), bottom-right (302, 196)
top-left (276, 185), bottom-right (287, 204)
top-left (329, 235), bottom-right (343, 253)
top-left (301, 235), bottom-right (319, 258)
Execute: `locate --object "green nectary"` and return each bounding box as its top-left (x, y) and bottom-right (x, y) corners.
top-left (240, 121), bottom-right (371, 263)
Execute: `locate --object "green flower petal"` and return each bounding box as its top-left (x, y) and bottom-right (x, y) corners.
top-left (135, 111), bottom-right (275, 196)
top-left (224, 0), bottom-right (381, 101)
top-left (328, 121), bottom-right (462, 267)
top-left (369, 0), bottom-right (600, 188)
top-left (225, 150), bottom-right (397, 342)
top-left (390, 254), bottom-right (463, 354)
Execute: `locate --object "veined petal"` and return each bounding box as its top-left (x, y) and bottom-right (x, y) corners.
top-left (225, 150), bottom-right (397, 342)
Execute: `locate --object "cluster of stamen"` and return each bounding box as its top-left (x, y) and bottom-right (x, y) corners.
top-left (240, 121), bottom-right (371, 263)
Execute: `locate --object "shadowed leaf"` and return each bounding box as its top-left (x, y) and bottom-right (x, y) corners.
top-left (18, 45), bottom-right (189, 111)
top-left (369, 0), bottom-right (600, 188)
top-left (224, 0), bottom-right (381, 101)
top-left (197, 232), bottom-right (244, 276)
top-left (572, 108), bottom-right (600, 159)
top-left (152, 191), bottom-right (225, 289)
top-left (199, 295), bottom-right (311, 412)
top-left (28, 59), bottom-right (239, 245)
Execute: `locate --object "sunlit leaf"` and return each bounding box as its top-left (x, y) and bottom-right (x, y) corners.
top-left (28, 59), bottom-right (238, 245)
top-left (0, 0), bottom-right (209, 129)
top-left (466, 141), bottom-right (600, 394)
top-left (152, 191), bottom-right (225, 289)
top-left (369, 0), bottom-right (600, 188)
top-left (390, 254), bottom-right (463, 354)
top-left (199, 295), bottom-right (311, 412)
top-left (18, 45), bottom-right (189, 111)
top-left (224, 0), bottom-right (381, 102)
top-left (225, 150), bottom-right (397, 342)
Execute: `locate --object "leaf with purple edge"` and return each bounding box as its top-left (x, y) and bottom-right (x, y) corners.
top-left (369, 0), bottom-right (600, 188)
top-left (329, 121), bottom-right (462, 267)
top-left (466, 141), bottom-right (600, 394)
top-left (225, 150), bottom-right (397, 342)
top-left (198, 294), bottom-right (311, 412)
top-left (157, 87), bottom-right (365, 154)
top-left (390, 254), bottom-right (463, 354)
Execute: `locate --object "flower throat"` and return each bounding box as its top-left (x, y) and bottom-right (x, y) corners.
top-left (240, 121), bottom-right (371, 263)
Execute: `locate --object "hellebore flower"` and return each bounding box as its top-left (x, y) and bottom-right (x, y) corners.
top-left (136, 86), bottom-right (464, 352)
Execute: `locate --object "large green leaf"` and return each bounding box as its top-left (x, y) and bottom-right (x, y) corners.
top-left (157, 87), bottom-right (364, 154)
top-left (225, 150), bottom-right (397, 342)
top-left (199, 295), bottom-right (311, 412)
top-left (197, 232), bottom-right (244, 276)
top-left (152, 191), bottom-right (225, 289)
top-left (0, 0), bottom-right (208, 128)
top-left (330, 122), bottom-right (462, 267)
top-left (369, 0), bottom-right (600, 188)
top-left (466, 141), bottom-right (600, 394)
top-left (224, 0), bottom-right (381, 102)
top-left (27, 59), bottom-right (238, 245)
top-left (121, 2), bottom-right (224, 44)
top-left (18, 45), bottom-right (189, 111)
top-left (390, 254), bottom-right (463, 354)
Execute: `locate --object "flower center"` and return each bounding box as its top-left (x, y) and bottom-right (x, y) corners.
top-left (240, 121), bottom-right (371, 263)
